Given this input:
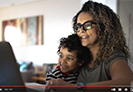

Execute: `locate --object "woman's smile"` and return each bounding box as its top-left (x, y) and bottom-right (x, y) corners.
top-left (81, 35), bottom-right (90, 39)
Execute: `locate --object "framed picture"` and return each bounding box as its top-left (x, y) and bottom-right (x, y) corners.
top-left (2, 15), bottom-right (43, 46)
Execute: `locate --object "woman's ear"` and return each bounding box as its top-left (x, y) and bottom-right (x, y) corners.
top-left (79, 61), bottom-right (84, 66)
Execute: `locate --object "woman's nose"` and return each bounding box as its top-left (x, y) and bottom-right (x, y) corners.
top-left (79, 26), bottom-right (86, 33)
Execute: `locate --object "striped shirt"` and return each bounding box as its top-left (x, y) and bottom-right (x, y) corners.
top-left (46, 65), bottom-right (79, 84)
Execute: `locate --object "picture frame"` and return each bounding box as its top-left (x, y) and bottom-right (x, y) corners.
top-left (2, 15), bottom-right (43, 46)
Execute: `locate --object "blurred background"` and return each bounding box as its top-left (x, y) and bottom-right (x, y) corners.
top-left (0, 0), bottom-right (132, 71)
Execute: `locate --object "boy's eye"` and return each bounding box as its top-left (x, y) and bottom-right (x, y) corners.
top-left (59, 54), bottom-right (63, 58)
top-left (68, 57), bottom-right (73, 60)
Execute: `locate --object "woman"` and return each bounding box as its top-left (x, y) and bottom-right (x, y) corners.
top-left (45, 1), bottom-right (133, 92)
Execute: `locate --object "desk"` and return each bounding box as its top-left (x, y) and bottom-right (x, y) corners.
top-left (32, 76), bottom-right (46, 84)
top-left (32, 76), bottom-right (46, 81)
top-left (25, 82), bottom-right (45, 92)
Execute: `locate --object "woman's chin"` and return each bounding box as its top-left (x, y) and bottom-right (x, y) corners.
top-left (82, 43), bottom-right (89, 47)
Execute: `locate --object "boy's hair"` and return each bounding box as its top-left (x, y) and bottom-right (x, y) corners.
top-left (72, 0), bottom-right (130, 64)
top-left (57, 34), bottom-right (92, 66)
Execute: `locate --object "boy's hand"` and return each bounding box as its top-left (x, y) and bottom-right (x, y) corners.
top-left (44, 78), bottom-right (71, 92)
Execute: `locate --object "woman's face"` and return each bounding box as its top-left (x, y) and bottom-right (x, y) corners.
top-left (76, 12), bottom-right (98, 48)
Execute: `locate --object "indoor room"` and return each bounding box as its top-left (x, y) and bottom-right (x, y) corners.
top-left (0, 0), bottom-right (133, 91)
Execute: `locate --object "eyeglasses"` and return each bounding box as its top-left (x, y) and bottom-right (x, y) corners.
top-left (74, 21), bottom-right (96, 33)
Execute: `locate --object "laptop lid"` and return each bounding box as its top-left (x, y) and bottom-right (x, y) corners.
top-left (0, 41), bottom-right (27, 91)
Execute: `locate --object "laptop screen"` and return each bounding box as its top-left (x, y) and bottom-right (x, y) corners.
top-left (0, 41), bottom-right (27, 92)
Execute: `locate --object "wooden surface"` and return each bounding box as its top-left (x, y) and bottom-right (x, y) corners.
top-left (32, 76), bottom-right (46, 81)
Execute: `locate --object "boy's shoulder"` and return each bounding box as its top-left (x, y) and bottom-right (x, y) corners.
top-left (48, 67), bottom-right (62, 76)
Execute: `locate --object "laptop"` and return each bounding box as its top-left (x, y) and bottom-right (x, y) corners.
top-left (0, 41), bottom-right (43, 92)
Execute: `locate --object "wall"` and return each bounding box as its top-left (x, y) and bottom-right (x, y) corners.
top-left (1, 0), bottom-right (127, 68)
top-left (0, 0), bottom-right (81, 65)
top-left (81, 0), bottom-right (117, 13)
top-left (118, 0), bottom-right (133, 71)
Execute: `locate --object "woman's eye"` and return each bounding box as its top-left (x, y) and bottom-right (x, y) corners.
top-left (76, 29), bottom-right (80, 33)
top-left (86, 26), bottom-right (91, 30)
top-left (75, 24), bottom-right (81, 33)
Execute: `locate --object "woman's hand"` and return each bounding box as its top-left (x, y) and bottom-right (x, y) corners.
top-left (44, 78), bottom-right (73, 92)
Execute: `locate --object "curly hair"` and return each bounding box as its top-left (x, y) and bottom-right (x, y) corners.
top-left (57, 34), bottom-right (92, 66)
top-left (72, 0), bottom-right (130, 64)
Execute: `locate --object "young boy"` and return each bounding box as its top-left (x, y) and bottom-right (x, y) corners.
top-left (46, 34), bottom-right (92, 84)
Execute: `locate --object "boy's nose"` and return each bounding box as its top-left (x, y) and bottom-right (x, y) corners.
top-left (61, 58), bottom-right (67, 64)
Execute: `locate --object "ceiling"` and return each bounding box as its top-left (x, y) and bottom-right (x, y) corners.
top-left (0, 0), bottom-right (42, 9)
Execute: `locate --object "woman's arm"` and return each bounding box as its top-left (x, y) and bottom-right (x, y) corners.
top-left (84, 59), bottom-right (133, 91)
top-left (44, 79), bottom-right (110, 92)
top-left (110, 59), bottom-right (133, 85)
top-left (44, 59), bottom-right (133, 92)
top-left (87, 59), bottom-right (133, 85)
top-left (44, 78), bottom-right (76, 92)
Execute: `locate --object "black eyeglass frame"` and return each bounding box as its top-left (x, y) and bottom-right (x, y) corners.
top-left (74, 20), bottom-right (97, 33)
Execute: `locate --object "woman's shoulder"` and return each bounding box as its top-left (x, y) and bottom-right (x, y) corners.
top-left (104, 49), bottom-right (127, 63)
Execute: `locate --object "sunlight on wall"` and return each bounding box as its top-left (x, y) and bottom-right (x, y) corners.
top-left (4, 26), bottom-right (21, 46)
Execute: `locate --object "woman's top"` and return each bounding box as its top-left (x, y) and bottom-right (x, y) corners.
top-left (77, 50), bottom-right (127, 83)
top-left (46, 65), bottom-right (78, 84)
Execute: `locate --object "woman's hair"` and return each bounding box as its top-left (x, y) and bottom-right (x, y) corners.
top-left (57, 34), bottom-right (92, 66)
top-left (72, 0), bottom-right (130, 63)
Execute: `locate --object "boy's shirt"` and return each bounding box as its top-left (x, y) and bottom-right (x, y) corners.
top-left (46, 65), bottom-right (79, 84)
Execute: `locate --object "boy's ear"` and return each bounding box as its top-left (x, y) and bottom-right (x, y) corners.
top-left (79, 61), bottom-right (84, 66)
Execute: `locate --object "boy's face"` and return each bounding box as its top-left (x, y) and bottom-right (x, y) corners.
top-left (58, 47), bottom-right (82, 73)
